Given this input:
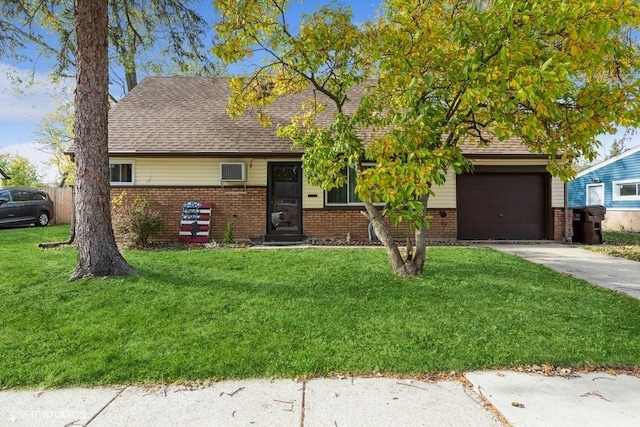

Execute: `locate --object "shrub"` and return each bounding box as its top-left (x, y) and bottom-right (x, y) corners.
top-left (224, 221), bottom-right (234, 244)
top-left (112, 191), bottom-right (165, 247)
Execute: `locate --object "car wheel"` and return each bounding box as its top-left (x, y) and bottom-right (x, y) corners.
top-left (35, 212), bottom-right (50, 226)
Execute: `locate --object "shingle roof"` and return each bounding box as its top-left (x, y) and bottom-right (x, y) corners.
top-left (459, 137), bottom-right (537, 156)
top-left (109, 77), bottom-right (302, 155)
top-left (108, 76), bottom-right (540, 157)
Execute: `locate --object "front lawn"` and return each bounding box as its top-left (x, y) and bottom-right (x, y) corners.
top-left (2, 225), bottom-right (640, 389)
top-left (583, 231), bottom-right (640, 262)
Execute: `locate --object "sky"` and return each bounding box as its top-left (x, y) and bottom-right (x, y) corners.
top-left (0, 0), bottom-right (634, 185)
top-left (0, 63), bottom-right (73, 184)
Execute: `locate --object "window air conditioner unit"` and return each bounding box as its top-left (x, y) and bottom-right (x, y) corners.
top-left (220, 162), bottom-right (246, 181)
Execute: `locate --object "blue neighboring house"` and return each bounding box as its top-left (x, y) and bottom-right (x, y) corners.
top-left (568, 144), bottom-right (640, 232)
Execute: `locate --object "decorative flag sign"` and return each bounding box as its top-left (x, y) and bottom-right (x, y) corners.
top-left (179, 201), bottom-right (212, 243)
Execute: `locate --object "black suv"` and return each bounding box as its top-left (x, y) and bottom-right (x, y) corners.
top-left (0, 187), bottom-right (55, 227)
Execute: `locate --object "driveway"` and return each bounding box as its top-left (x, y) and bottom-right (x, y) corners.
top-left (485, 243), bottom-right (640, 300)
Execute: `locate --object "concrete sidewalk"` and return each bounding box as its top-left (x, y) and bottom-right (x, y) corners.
top-left (2, 372), bottom-right (640, 426)
top-left (467, 370), bottom-right (640, 427)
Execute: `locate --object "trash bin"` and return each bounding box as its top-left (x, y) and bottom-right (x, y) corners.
top-left (572, 205), bottom-right (606, 244)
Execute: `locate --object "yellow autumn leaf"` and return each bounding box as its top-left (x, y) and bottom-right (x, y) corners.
top-left (570, 45), bottom-right (580, 56)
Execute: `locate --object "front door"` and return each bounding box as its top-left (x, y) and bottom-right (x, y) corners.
top-left (267, 162), bottom-right (303, 236)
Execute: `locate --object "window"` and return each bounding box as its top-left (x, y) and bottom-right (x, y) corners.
top-left (326, 165), bottom-right (385, 206)
top-left (327, 168), bottom-right (359, 205)
top-left (586, 183), bottom-right (604, 205)
top-left (326, 168), bottom-right (364, 205)
top-left (13, 190), bottom-right (31, 201)
top-left (29, 191), bottom-right (47, 201)
top-left (613, 179), bottom-right (640, 201)
top-left (109, 162), bottom-right (134, 185)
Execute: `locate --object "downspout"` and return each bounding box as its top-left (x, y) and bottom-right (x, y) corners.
top-left (564, 181), bottom-right (570, 243)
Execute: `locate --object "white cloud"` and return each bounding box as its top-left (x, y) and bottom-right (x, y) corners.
top-left (0, 62), bottom-right (72, 185)
top-left (0, 62), bottom-right (73, 123)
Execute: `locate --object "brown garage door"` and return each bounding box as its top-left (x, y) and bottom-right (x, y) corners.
top-left (457, 173), bottom-right (545, 240)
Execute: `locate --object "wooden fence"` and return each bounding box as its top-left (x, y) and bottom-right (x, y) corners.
top-left (41, 186), bottom-right (73, 225)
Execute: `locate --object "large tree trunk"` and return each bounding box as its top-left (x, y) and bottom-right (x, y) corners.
top-left (363, 194), bottom-right (429, 278)
top-left (71, 0), bottom-right (135, 280)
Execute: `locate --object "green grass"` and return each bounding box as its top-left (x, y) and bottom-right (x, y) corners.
top-left (603, 230), bottom-right (640, 246)
top-left (2, 225), bottom-right (640, 389)
top-left (584, 231), bottom-right (640, 262)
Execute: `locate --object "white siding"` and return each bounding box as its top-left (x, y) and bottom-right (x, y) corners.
top-left (129, 157), bottom-right (303, 186)
top-left (134, 158), bottom-right (217, 186)
top-left (303, 181), bottom-right (324, 209)
top-left (429, 169), bottom-right (457, 208)
top-left (120, 156), bottom-right (328, 209)
top-left (301, 169), bottom-right (458, 209)
top-left (551, 177), bottom-right (566, 208)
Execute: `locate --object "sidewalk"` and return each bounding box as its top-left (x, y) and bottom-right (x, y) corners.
top-left (2, 372), bottom-right (640, 426)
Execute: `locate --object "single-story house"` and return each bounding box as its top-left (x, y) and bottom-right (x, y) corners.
top-left (104, 77), bottom-right (569, 243)
top-left (568, 144), bottom-right (640, 232)
top-left (0, 167), bottom-right (9, 187)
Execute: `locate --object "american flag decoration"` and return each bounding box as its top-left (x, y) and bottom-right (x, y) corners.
top-left (179, 201), bottom-right (212, 243)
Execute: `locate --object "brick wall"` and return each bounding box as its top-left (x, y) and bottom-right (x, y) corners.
top-left (553, 207), bottom-right (572, 241)
top-left (291, 208), bottom-right (457, 241)
top-left (111, 187), bottom-right (267, 242)
top-left (425, 209), bottom-right (458, 241)
top-left (111, 186), bottom-right (561, 243)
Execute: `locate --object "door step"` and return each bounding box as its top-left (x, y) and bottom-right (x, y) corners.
top-left (263, 234), bottom-right (306, 243)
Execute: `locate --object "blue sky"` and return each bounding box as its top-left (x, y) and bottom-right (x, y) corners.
top-left (0, 0), bottom-right (632, 184)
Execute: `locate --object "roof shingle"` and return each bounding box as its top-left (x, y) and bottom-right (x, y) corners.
top-left (108, 77), bottom-right (540, 157)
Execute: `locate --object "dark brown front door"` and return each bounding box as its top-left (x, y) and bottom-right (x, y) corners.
top-left (457, 173), bottom-right (545, 240)
top-left (267, 162), bottom-right (302, 235)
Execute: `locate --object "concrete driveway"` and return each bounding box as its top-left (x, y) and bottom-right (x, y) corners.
top-left (484, 243), bottom-right (640, 300)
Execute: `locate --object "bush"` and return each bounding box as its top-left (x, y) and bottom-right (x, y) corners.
top-left (112, 191), bottom-right (165, 247)
top-left (224, 221), bottom-right (234, 244)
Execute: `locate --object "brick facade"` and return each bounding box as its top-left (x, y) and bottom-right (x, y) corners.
top-left (553, 207), bottom-right (573, 242)
top-left (303, 208), bottom-right (457, 242)
top-left (111, 187), bottom-right (267, 242)
top-left (111, 186), bottom-right (562, 243)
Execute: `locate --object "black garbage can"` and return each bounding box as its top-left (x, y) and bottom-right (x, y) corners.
top-left (572, 205), bottom-right (606, 244)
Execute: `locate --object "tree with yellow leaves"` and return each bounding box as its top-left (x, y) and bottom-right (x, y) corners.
top-left (214, 0), bottom-right (640, 277)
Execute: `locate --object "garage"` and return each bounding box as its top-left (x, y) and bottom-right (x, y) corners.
top-left (457, 172), bottom-right (547, 240)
